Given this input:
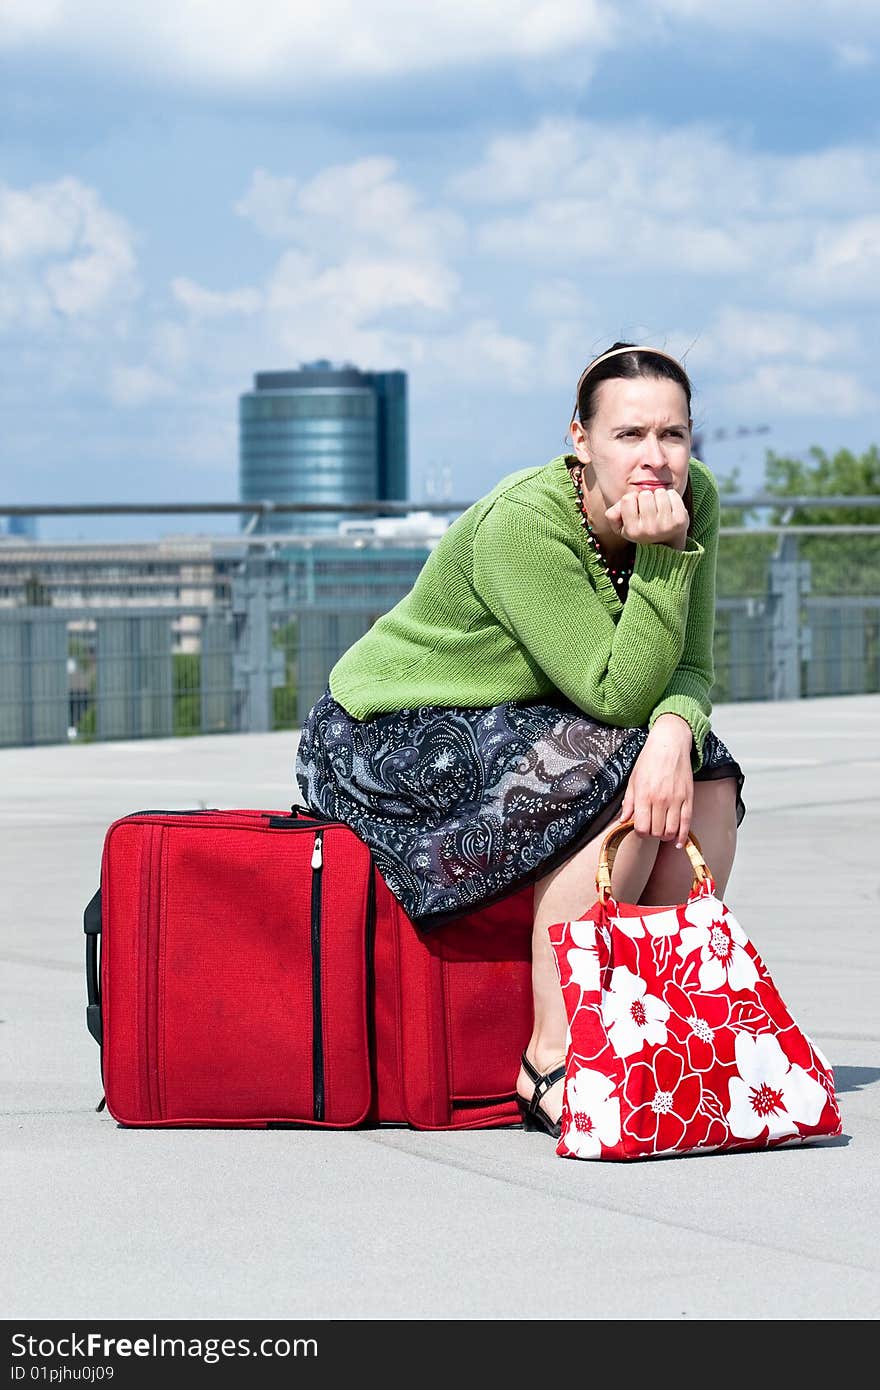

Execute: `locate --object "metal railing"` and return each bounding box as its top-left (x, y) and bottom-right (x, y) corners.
top-left (1, 499), bottom-right (878, 747)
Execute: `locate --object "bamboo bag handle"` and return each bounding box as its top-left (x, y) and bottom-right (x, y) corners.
top-left (596, 819), bottom-right (711, 903)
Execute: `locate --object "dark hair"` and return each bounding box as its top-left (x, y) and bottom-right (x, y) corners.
top-left (573, 341), bottom-right (693, 428)
top-left (571, 340), bottom-right (695, 532)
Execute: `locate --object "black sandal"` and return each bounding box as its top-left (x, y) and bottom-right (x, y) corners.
top-left (517, 1051), bottom-right (565, 1138)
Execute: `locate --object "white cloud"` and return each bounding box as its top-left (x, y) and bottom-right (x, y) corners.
top-left (108, 364), bottom-right (176, 406)
top-left (0, 179), bottom-right (80, 260)
top-left (783, 217), bottom-right (880, 303)
top-left (297, 159), bottom-right (463, 257)
top-left (267, 247), bottom-right (457, 323)
top-left (721, 363), bottom-right (877, 418)
top-left (8, 115), bottom-right (878, 461)
top-left (834, 41), bottom-right (874, 67)
top-left (527, 277), bottom-right (584, 318)
top-left (0, 0), bottom-right (64, 43)
top-left (420, 318), bottom-right (535, 387)
top-left (4, 1), bottom-right (878, 95)
top-left (645, 1), bottom-right (880, 42)
top-left (172, 278), bottom-right (263, 317)
top-left (450, 122), bottom-right (586, 205)
top-left (0, 176), bottom-right (138, 329)
top-left (532, 320), bottom-right (599, 395)
top-left (150, 319), bottom-right (194, 374)
top-left (237, 160), bottom-right (464, 260)
top-left (454, 117), bottom-right (880, 218)
top-left (89, 155), bottom-right (472, 401)
top-left (690, 308), bottom-right (859, 372)
top-left (151, 246), bottom-right (531, 396)
top-left (457, 118), bottom-right (733, 210)
top-left (153, 248), bottom-right (464, 391)
top-left (478, 199), bottom-right (759, 274)
top-left (233, 169), bottom-right (300, 240)
top-left (773, 147), bottom-right (880, 214)
top-left (263, 247), bottom-right (460, 370)
top-left (198, 160), bottom-right (464, 373)
top-left (158, 410), bottom-right (239, 473)
top-left (451, 118), bottom-right (880, 300)
top-left (0, 1), bottom-right (617, 89)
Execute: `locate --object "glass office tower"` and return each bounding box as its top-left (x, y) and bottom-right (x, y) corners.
top-left (239, 361), bottom-right (408, 534)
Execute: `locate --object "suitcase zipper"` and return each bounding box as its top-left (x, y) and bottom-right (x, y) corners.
top-left (310, 832), bottom-right (325, 1122)
top-left (144, 825), bottom-right (164, 1121)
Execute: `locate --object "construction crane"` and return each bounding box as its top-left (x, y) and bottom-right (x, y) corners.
top-left (691, 424), bottom-right (771, 460)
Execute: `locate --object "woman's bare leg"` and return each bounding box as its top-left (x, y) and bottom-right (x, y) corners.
top-left (517, 778), bottom-right (739, 1126)
top-left (641, 776), bottom-right (739, 905)
top-left (517, 821), bottom-right (660, 1123)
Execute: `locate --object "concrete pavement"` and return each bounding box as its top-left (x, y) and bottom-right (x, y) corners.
top-left (2, 694), bottom-right (879, 1321)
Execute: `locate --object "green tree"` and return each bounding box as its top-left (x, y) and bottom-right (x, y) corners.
top-left (23, 571), bottom-right (52, 606)
top-left (716, 463), bottom-right (751, 528)
top-left (75, 705), bottom-right (97, 740)
top-left (762, 444), bottom-right (880, 597)
top-left (715, 465), bottom-right (774, 600)
top-left (764, 444), bottom-right (880, 525)
top-left (272, 619), bottom-right (298, 730)
top-left (173, 652), bottom-right (202, 736)
top-left (710, 444), bottom-right (880, 700)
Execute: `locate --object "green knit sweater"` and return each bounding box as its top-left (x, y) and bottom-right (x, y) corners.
top-left (329, 453), bottom-right (720, 766)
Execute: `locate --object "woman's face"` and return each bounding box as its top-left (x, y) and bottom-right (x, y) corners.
top-left (570, 375), bottom-right (692, 508)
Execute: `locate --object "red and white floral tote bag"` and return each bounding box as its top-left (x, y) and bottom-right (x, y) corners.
top-left (549, 821), bottom-right (843, 1162)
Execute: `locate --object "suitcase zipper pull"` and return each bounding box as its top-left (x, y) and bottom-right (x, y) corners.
top-left (311, 833), bottom-right (323, 870)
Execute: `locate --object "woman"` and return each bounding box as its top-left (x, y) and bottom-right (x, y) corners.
top-left (296, 342), bottom-right (744, 1137)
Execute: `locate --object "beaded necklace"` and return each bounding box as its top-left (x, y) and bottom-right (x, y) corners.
top-left (569, 463), bottom-right (634, 596)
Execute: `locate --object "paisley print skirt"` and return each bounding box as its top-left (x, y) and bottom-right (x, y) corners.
top-left (295, 689), bottom-right (745, 930)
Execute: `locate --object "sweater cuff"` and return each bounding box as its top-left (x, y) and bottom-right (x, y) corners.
top-left (648, 696), bottom-right (711, 770)
top-left (631, 536), bottom-right (704, 588)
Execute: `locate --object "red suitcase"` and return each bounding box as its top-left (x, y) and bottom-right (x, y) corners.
top-left (84, 807), bottom-right (534, 1129)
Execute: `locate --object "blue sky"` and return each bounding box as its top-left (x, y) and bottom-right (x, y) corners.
top-left (1, 2), bottom-right (878, 539)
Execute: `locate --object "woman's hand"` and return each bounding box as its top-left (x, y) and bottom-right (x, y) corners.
top-left (620, 714), bottom-right (694, 846)
top-left (606, 488), bottom-right (688, 551)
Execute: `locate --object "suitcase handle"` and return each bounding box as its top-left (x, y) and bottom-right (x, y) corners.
top-left (266, 806), bottom-right (334, 829)
top-left (83, 888), bottom-right (103, 1046)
